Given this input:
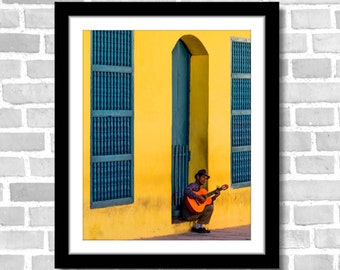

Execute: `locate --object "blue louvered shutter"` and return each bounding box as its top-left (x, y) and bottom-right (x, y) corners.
top-left (231, 38), bottom-right (251, 187)
top-left (90, 31), bottom-right (134, 208)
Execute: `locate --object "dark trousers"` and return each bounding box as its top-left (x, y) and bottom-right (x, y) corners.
top-left (182, 203), bottom-right (214, 225)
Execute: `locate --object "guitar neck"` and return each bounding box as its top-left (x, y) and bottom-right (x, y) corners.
top-left (204, 188), bottom-right (221, 198)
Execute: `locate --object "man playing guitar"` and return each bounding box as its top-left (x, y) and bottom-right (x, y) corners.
top-left (182, 169), bottom-right (227, 233)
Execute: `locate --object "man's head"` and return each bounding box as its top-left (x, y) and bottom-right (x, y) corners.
top-left (195, 169), bottom-right (210, 184)
top-left (195, 169), bottom-right (210, 179)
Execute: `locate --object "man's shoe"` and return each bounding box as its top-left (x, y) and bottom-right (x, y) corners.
top-left (202, 227), bottom-right (211, 233)
top-left (191, 227), bottom-right (206, 233)
top-left (191, 227), bottom-right (211, 233)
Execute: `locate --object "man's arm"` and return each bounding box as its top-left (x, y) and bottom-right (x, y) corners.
top-left (184, 183), bottom-right (200, 199)
top-left (184, 183), bottom-right (206, 203)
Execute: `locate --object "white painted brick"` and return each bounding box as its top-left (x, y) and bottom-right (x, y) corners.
top-left (282, 180), bottom-right (340, 201)
top-left (313, 34), bottom-right (340, 53)
top-left (296, 156), bottom-right (334, 174)
top-left (0, 109), bottom-right (22, 128)
top-left (25, 9), bottom-right (54, 29)
top-left (0, 231), bottom-right (44, 249)
top-left (280, 204), bottom-right (290, 224)
top-left (32, 255), bottom-right (54, 270)
top-left (48, 231), bottom-right (54, 251)
top-left (280, 59), bottom-right (289, 77)
top-left (2, 84), bottom-right (54, 104)
top-left (0, 255), bottom-right (25, 270)
top-left (0, 34), bottom-right (40, 53)
top-left (280, 156), bottom-right (291, 174)
top-left (280, 107), bottom-right (290, 127)
top-left (10, 183), bottom-right (54, 202)
top-left (29, 207), bottom-right (54, 226)
top-left (280, 34), bottom-right (307, 53)
top-left (335, 11), bottom-right (340, 29)
top-left (316, 132), bottom-right (340, 151)
top-left (292, 59), bottom-right (331, 78)
top-left (50, 133), bottom-right (54, 152)
top-left (0, 207), bottom-right (25, 226)
top-left (0, 183), bottom-right (3, 201)
top-left (294, 205), bottom-right (334, 225)
top-left (336, 60), bottom-right (340, 77)
top-left (0, 157), bottom-right (25, 176)
top-left (0, 10), bottom-right (20, 28)
top-left (280, 132), bottom-right (311, 152)
top-left (0, 60), bottom-right (21, 79)
top-left (27, 60), bottom-right (54, 79)
top-left (291, 10), bottom-right (331, 29)
top-left (280, 9), bottom-right (287, 29)
top-left (280, 229), bottom-right (310, 249)
top-left (44, 34), bottom-right (54, 54)
top-left (27, 108), bottom-right (54, 128)
top-left (0, 133), bottom-right (44, 151)
top-left (296, 108), bottom-right (334, 126)
top-left (294, 255), bottom-right (333, 270)
top-left (280, 255), bottom-right (289, 270)
top-left (29, 158), bottom-right (54, 177)
top-left (281, 83), bottom-right (340, 103)
top-left (315, 229), bottom-right (340, 248)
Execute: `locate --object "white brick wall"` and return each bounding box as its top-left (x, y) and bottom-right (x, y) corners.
top-left (0, 0), bottom-right (54, 268)
top-left (280, 1), bottom-right (340, 270)
top-left (0, 0), bottom-right (339, 269)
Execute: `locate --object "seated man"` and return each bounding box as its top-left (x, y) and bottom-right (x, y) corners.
top-left (182, 169), bottom-right (220, 233)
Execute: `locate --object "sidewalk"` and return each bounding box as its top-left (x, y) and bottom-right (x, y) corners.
top-left (140, 224), bottom-right (251, 240)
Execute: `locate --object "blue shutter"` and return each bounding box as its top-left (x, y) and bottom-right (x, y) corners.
top-left (91, 31), bottom-right (134, 208)
top-left (231, 38), bottom-right (251, 187)
top-left (172, 40), bottom-right (191, 218)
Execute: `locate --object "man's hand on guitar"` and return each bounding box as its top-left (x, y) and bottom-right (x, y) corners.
top-left (214, 184), bottom-right (228, 199)
top-left (197, 195), bottom-right (206, 204)
top-left (214, 189), bottom-right (221, 198)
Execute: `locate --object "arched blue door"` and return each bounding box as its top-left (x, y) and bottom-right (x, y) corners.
top-left (172, 40), bottom-right (191, 218)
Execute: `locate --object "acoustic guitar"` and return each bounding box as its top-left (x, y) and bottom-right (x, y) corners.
top-left (184, 184), bottom-right (228, 214)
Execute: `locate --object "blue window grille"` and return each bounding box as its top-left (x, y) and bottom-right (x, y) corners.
top-left (90, 31), bottom-right (134, 208)
top-left (231, 38), bottom-right (251, 187)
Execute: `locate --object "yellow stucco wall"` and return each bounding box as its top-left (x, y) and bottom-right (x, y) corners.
top-left (83, 30), bottom-right (251, 240)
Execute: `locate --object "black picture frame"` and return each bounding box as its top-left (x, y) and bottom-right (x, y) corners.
top-left (55, 2), bottom-right (279, 269)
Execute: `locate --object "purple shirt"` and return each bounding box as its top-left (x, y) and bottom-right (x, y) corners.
top-left (184, 182), bottom-right (201, 199)
top-left (184, 182), bottom-right (217, 202)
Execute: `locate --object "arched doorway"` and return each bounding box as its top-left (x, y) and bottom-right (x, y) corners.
top-left (171, 35), bottom-right (209, 220)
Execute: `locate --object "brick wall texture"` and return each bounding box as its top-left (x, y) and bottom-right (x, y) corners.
top-left (0, 0), bottom-right (339, 269)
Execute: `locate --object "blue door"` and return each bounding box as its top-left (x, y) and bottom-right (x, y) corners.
top-left (172, 40), bottom-right (191, 218)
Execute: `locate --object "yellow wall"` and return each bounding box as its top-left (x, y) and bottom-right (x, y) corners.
top-left (83, 30), bottom-right (251, 240)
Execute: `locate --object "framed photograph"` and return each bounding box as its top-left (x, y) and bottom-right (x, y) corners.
top-left (55, 2), bottom-right (279, 268)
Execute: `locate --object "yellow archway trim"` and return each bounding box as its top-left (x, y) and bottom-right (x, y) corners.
top-left (180, 35), bottom-right (208, 55)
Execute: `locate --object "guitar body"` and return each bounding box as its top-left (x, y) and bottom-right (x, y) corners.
top-left (184, 189), bottom-right (213, 214)
top-left (184, 184), bottom-right (228, 214)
